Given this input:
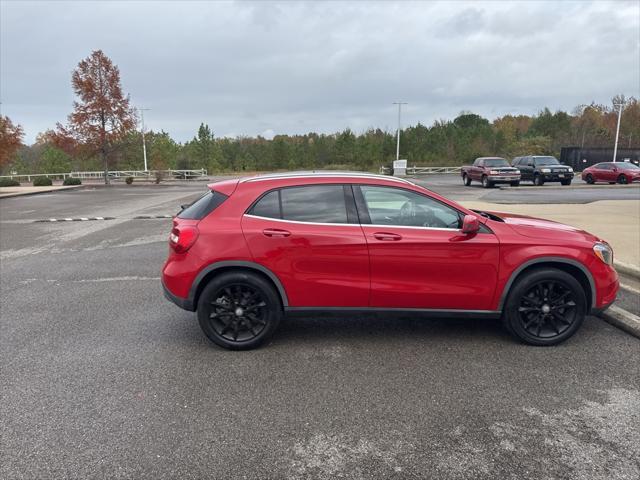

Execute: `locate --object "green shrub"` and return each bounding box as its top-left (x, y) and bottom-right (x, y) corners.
top-left (63, 177), bottom-right (82, 186)
top-left (33, 177), bottom-right (53, 186)
top-left (0, 178), bottom-right (20, 187)
top-left (125, 176), bottom-right (134, 185)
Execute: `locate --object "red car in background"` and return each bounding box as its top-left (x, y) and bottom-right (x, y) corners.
top-left (582, 162), bottom-right (640, 184)
top-left (162, 172), bottom-right (618, 350)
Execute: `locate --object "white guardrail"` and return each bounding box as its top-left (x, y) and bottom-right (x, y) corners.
top-left (0, 169), bottom-right (208, 182)
top-left (379, 166), bottom-right (462, 175)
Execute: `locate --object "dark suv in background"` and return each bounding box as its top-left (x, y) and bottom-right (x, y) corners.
top-left (512, 155), bottom-right (574, 186)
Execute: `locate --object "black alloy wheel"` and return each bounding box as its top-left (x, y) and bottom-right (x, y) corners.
top-left (516, 280), bottom-right (577, 339)
top-left (585, 174), bottom-right (594, 184)
top-left (197, 271), bottom-right (282, 350)
top-left (617, 174), bottom-right (628, 184)
top-left (503, 268), bottom-right (586, 346)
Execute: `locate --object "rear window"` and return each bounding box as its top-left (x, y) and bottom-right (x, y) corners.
top-left (178, 190), bottom-right (228, 219)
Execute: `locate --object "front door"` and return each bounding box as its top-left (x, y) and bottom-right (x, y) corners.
top-left (242, 184), bottom-right (370, 308)
top-left (355, 185), bottom-right (500, 311)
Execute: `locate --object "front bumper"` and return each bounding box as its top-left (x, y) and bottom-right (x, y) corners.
top-left (487, 175), bottom-right (521, 183)
top-left (541, 172), bottom-right (574, 181)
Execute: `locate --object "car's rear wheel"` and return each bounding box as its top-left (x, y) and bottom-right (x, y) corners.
top-left (533, 174), bottom-right (544, 186)
top-left (585, 174), bottom-right (594, 184)
top-left (481, 175), bottom-right (492, 188)
top-left (197, 271), bottom-right (282, 350)
top-left (463, 174), bottom-right (472, 186)
top-left (617, 174), bottom-right (628, 184)
top-left (503, 268), bottom-right (586, 346)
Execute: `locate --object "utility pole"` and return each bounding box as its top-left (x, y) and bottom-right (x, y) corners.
top-left (393, 102), bottom-right (407, 161)
top-left (139, 108), bottom-right (151, 171)
top-left (612, 101), bottom-right (624, 163)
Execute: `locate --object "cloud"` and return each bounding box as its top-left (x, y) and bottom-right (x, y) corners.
top-left (1, 0), bottom-right (638, 143)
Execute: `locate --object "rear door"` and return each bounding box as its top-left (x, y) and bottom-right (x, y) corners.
top-left (355, 185), bottom-right (500, 311)
top-left (242, 184), bottom-right (370, 307)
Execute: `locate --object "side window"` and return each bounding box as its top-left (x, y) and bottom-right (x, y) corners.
top-left (360, 186), bottom-right (461, 229)
top-left (527, 158), bottom-right (534, 166)
top-left (473, 158), bottom-right (481, 166)
top-left (602, 164), bottom-right (613, 170)
top-left (280, 185), bottom-right (348, 224)
top-left (249, 190), bottom-right (280, 219)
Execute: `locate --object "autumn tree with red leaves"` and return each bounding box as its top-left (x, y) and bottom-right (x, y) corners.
top-left (0, 115), bottom-right (24, 168)
top-left (58, 50), bottom-right (136, 183)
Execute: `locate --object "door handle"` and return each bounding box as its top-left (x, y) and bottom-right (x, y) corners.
top-left (373, 232), bottom-right (402, 241)
top-left (262, 228), bottom-right (291, 237)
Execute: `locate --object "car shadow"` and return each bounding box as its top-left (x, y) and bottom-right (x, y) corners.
top-left (274, 313), bottom-right (511, 346)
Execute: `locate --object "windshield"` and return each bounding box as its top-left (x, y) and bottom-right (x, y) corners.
top-left (483, 158), bottom-right (509, 167)
top-left (534, 157), bottom-right (560, 166)
top-left (619, 162), bottom-right (640, 170)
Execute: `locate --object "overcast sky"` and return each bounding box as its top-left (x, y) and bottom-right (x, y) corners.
top-left (1, 0), bottom-right (639, 144)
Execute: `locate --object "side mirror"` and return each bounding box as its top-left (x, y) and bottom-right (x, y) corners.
top-left (461, 215), bottom-right (480, 234)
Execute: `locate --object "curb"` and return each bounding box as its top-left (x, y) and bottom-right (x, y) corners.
top-left (599, 305), bottom-right (640, 339)
top-left (0, 185), bottom-right (85, 199)
top-left (615, 262), bottom-right (640, 280)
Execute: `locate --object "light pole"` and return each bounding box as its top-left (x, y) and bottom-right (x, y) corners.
top-left (139, 108), bottom-right (151, 171)
top-left (393, 102), bottom-right (407, 161)
top-left (612, 101), bottom-right (624, 163)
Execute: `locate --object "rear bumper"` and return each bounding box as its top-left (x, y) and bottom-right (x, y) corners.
top-left (162, 278), bottom-right (195, 311)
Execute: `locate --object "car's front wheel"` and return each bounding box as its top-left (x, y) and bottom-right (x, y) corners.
top-left (510, 181), bottom-right (520, 187)
top-left (197, 271), bottom-right (282, 350)
top-left (585, 174), bottom-right (594, 184)
top-left (533, 174), bottom-right (544, 186)
top-left (463, 174), bottom-right (472, 186)
top-left (481, 175), bottom-right (492, 188)
top-left (503, 268), bottom-right (586, 346)
top-left (561, 179), bottom-right (572, 186)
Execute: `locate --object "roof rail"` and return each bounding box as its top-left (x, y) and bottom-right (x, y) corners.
top-left (242, 171), bottom-right (413, 184)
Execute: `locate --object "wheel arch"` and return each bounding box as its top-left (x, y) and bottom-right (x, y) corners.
top-left (190, 261), bottom-right (289, 310)
top-left (498, 257), bottom-right (596, 311)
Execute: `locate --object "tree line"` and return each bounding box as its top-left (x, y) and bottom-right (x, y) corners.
top-left (1, 51), bottom-right (638, 179)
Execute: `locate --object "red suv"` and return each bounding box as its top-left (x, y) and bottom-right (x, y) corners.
top-left (162, 172), bottom-right (618, 349)
top-left (582, 161), bottom-right (640, 184)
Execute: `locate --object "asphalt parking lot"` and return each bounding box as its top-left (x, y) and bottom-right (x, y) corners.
top-left (1, 178), bottom-right (639, 479)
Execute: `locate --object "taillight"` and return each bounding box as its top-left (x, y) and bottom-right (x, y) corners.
top-left (169, 222), bottom-right (199, 253)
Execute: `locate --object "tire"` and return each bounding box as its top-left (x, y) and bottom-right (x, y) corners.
top-left (481, 175), bottom-right (492, 188)
top-left (533, 174), bottom-right (544, 186)
top-left (502, 268), bottom-right (587, 346)
top-left (617, 174), bottom-right (628, 184)
top-left (510, 181), bottom-right (520, 187)
top-left (463, 174), bottom-right (472, 186)
top-left (585, 174), bottom-right (594, 184)
top-left (561, 180), bottom-right (572, 186)
top-left (197, 271), bottom-right (282, 350)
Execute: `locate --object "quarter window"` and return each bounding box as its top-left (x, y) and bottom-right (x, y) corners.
top-left (359, 186), bottom-right (461, 229)
top-left (249, 190), bottom-right (280, 218)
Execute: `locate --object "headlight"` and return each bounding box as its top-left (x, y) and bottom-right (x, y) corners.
top-left (568, 167), bottom-right (573, 172)
top-left (514, 169), bottom-right (521, 174)
top-left (541, 168), bottom-right (551, 173)
top-left (489, 170), bottom-right (499, 175)
top-left (593, 242), bottom-right (613, 266)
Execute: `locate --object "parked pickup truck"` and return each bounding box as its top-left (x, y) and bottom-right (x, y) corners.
top-left (461, 157), bottom-right (521, 188)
